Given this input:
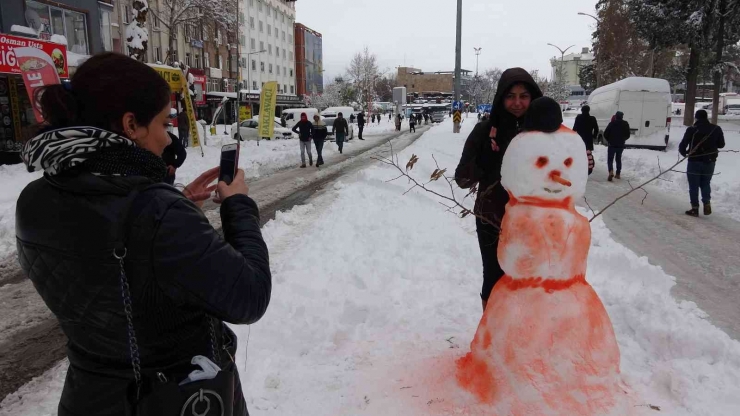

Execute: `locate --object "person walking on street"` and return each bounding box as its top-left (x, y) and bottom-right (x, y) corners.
top-left (357, 111), bottom-right (366, 140)
top-left (572, 105), bottom-right (599, 175)
top-left (280, 114), bottom-right (287, 127)
top-left (334, 112), bottom-right (349, 154)
top-left (16, 52), bottom-right (270, 416)
top-left (162, 131), bottom-right (187, 185)
top-left (292, 112), bottom-right (314, 167)
top-left (409, 113), bottom-right (417, 133)
top-left (454, 67), bottom-right (543, 311)
top-left (679, 110), bottom-right (725, 217)
top-left (371, 114), bottom-right (376, 124)
top-left (395, 113), bottom-right (402, 131)
top-left (389, 113), bottom-right (392, 122)
top-left (603, 111), bottom-right (631, 181)
top-left (176, 106), bottom-right (190, 147)
top-left (312, 114), bottom-right (328, 167)
top-left (350, 113), bottom-right (356, 124)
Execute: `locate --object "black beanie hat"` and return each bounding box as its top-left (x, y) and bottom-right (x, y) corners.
top-left (695, 109), bottom-right (708, 120)
top-left (524, 96), bottom-right (563, 133)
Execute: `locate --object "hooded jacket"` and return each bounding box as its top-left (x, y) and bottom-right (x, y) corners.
top-left (603, 111), bottom-right (631, 148)
top-left (679, 117), bottom-right (725, 163)
top-left (572, 105), bottom-right (599, 150)
top-left (292, 115), bottom-right (313, 141)
top-left (454, 67), bottom-right (543, 224)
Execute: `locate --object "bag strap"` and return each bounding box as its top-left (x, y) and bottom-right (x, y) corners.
top-left (114, 184), bottom-right (221, 399)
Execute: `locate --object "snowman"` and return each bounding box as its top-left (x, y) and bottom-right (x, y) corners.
top-left (457, 97), bottom-right (631, 415)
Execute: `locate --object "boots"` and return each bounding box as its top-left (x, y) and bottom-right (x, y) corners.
top-left (704, 203), bottom-right (712, 216)
top-left (615, 172), bottom-right (621, 179)
top-left (608, 171), bottom-right (614, 182)
top-left (685, 206), bottom-right (699, 217)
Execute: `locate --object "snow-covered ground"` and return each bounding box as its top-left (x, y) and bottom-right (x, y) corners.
top-left (3, 119), bottom-right (740, 415)
top-left (563, 117), bottom-right (740, 221)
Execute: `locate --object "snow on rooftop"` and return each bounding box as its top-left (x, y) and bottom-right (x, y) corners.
top-left (10, 25), bottom-right (38, 37)
top-left (50, 34), bottom-right (67, 46)
top-left (66, 51), bottom-right (89, 67)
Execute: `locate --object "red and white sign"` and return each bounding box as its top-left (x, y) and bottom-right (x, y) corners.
top-left (15, 46), bottom-right (62, 123)
top-left (0, 33), bottom-right (69, 78)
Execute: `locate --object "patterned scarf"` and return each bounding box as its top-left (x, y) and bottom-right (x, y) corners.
top-left (22, 127), bottom-right (166, 182)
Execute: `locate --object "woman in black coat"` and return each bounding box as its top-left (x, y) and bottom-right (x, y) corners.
top-left (16, 53), bottom-right (271, 416)
top-left (454, 68), bottom-right (543, 311)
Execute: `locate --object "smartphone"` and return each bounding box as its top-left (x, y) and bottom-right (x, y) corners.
top-left (219, 143), bottom-right (239, 185)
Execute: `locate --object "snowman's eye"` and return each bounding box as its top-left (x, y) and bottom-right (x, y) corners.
top-left (536, 156), bottom-right (549, 168)
top-left (564, 157), bottom-right (573, 167)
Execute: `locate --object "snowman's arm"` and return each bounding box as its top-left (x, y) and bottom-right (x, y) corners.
top-left (454, 123), bottom-right (489, 188)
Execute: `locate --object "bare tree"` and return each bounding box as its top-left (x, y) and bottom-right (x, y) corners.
top-left (346, 47), bottom-right (382, 111)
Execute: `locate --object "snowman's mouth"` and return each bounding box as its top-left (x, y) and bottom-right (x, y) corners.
top-left (543, 188), bottom-right (562, 194)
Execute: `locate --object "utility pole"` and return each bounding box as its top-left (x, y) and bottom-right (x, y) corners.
top-left (577, 12), bottom-right (600, 87)
top-left (453, 0), bottom-right (462, 133)
top-left (474, 47), bottom-right (482, 76)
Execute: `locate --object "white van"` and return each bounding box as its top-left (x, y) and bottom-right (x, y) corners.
top-left (281, 108), bottom-right (321, 129)
top-left (587, 77), bottom-right (672, 150)
top-left (320, 106), bottom-right (355, 135)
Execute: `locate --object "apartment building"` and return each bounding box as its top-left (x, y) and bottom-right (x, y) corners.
top-left (294, 22), bottom-right (323, 96)
top-left (240, 0), bottom-right (297, 95)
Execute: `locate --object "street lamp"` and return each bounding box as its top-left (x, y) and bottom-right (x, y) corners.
top-left (577, 12), bottom-right (600, 22)
top-left (577, 12), bottom-right (601, 87)
top-left (474, 47), bottom-right (482, 76)
top-left (547, 43), bottom-right (575, 85)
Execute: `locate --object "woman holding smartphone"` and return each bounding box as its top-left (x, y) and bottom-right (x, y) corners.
top-left (16, 53), bottom-right (271, 416)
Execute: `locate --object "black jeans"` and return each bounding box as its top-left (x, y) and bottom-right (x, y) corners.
top-left (410, 124), bottom-right (416, 132)
top-left (687, 160), bottom-right (715, 206)
top-left (607, 147), bottom-right (624, 174)
top-left (358, 124), bottom-right (364, 139)
top-left (313, 139), bottom-right (324, 164)
top-left (476, 218), bottom-right (504, 301)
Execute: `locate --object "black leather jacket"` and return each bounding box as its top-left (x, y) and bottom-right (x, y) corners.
top-left (16, 171), bottom-right (271, 415)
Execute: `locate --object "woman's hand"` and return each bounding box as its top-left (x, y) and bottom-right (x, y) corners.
top-left (214, 169), bottom-right (249, 204)
top-left (183, 166), bottom-right (219, 208)
top-left (490, 127), bottom-right (500, 151)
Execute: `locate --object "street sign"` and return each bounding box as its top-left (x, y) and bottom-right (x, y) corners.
top-left (452, 101), bottom-right (463, 111)
top-left (453, 110), bottom-right (462, 123)
top-left (477, 104), bottom-right (492, 113)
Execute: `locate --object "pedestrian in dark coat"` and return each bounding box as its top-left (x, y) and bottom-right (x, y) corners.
top-left (15, 53), bottom-right (270, 416)
top-left (357, 112), bottom-right (366, 140)
top-left (292, 113), bottom-right (314, 167)
top-left (371, 114), bottom-right (376, 123)
top-left (176, 107), bottom-right (190, 147)
top-left (603, 111), bottom-right (631, 181)
top-left (454, 67), bottom-right (543, 311)
top-left (572, 105), bottom-right (599, 175)
top-left (312, 114), bottom-right (328, 167)
top-left (395, 113), bottom-right (402, 131)
top-left (409, 113), bottom-right (416, 132)
top-left (679, 109), bottom-right (726, 217)
top-left (350, 113), bottom-right (356, 124)
top-left (162, 131), bottom-right (187, 185)
top-left (389, 113), bottom-right (392, 121)
top-left (334, 112), bottom-right (349, 154)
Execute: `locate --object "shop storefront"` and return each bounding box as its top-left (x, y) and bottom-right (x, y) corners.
top-left (0, 33), bottom-right (69, 165)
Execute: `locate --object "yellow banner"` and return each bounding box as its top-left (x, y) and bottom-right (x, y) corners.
top-left (239, 105), bottom-right (252, 122)
top-left (258, 81), bottom-right (278, 139)
top-left (150, 65), bottom-right (183, 90)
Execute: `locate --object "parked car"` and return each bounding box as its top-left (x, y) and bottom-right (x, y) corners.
top-left (230, 117), bottom-right (296, 141)
top-left (587, 77), bottom-right (672, 150)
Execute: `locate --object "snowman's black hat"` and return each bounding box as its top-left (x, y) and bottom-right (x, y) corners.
top-left (523, 97), bottom-right (563, 133)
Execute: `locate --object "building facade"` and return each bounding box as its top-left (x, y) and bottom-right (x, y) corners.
top-left (397, 66), bottom-right (472, 96)
top-left (294, 23), bottom-right (322, 96)
top-left (240, 0), bottom-right (296, 95)
top-left (550, 47), bottom-right (593, 86)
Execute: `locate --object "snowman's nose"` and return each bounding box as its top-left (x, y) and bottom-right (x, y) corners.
top-left (549, 170), bottom-right (572, 187)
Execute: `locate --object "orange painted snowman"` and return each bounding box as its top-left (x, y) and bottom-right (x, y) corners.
top-left (457, 97), bottom-right (631, 415)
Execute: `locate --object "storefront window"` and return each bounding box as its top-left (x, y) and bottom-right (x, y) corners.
top-left (26, 1), bottom-right (89, 54)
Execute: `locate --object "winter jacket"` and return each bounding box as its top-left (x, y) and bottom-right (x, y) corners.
top-left (334, 117), bottom-right (349, 136)
top-left (572, 107), bottom-right (599, 151)
top-left (162, 132), bottom-right (187, 169)
top-left (357, 113), bottom-right (365, 126)
top-left (604, 112), bottom-right (631, 148)
top-left (292, 120), bottom-right (313, 141)
top-left (679, 118), bottom-right (725, 162)
top-left (313, 121), bottom-right (328, 143)
top-left (16, 172), bottom-right (271, 415)
top-left (454, 67), bottom-right (543, 225)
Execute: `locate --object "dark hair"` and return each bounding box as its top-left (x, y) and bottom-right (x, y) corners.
top-left (695, 109), bottom-right (708, 120)
top-left (37, 53), bottom-right (171, 134)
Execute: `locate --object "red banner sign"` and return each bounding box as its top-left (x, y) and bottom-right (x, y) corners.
top-left (0, 33), bottom-right (69, 78)
top-left (15, 47), bottom-right (62, 123)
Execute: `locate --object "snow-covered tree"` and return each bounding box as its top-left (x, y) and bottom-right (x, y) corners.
top-left (346, 47), bottom-right (382, 112)
top-left (579, 64), bottom-right (597, 92)
top-left (303, 83), bottom-right (342, 110)
top-left (126, 0), bottom-right (149, 61)
top-left (464, 68), bottom-right (502, 105)
top-left (545, 82), bottom-right (572, 103)
top-left (374, 76), bottom-right (396, 102)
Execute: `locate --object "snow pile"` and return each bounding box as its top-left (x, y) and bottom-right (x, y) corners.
top-left (49, 35), bottom-right (67, 46)
top-left (4, 120), bottom-right (739, 415)
top-left (0, 165), bottom-right (42, 259)
top-left (573, 119), bottom-right (740, 221)
top-left (10, 25), bottom-right (39, 37)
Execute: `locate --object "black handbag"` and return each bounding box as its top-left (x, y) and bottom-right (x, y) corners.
top-left (116, 187), bottom-right (236, 416)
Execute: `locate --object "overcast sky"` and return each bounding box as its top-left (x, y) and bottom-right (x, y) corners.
top-left (296, 0), bottom-right (598, 83)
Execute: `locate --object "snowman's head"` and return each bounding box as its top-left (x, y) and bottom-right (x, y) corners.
top-left (501, 127), bottom-right (588, 201)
